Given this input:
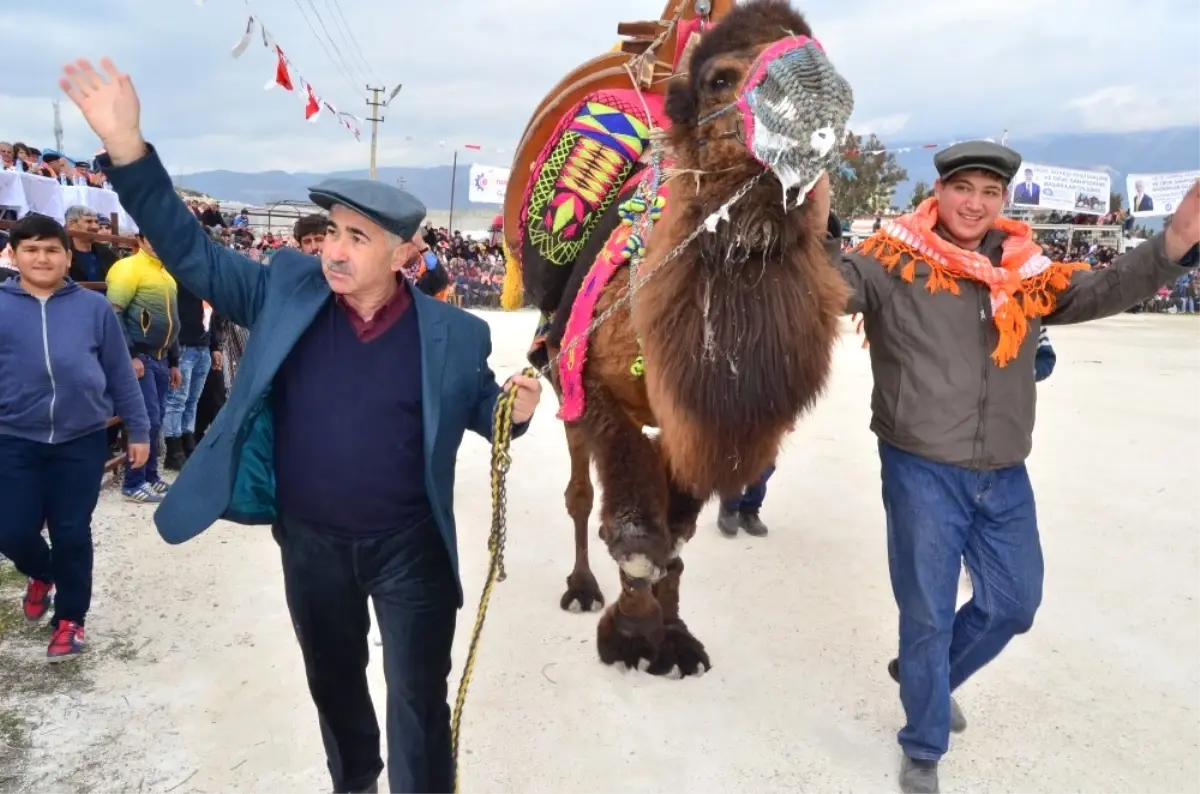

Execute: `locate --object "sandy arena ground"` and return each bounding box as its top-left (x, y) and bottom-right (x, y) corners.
top-left (1, 311), bottom-right (1197, 793)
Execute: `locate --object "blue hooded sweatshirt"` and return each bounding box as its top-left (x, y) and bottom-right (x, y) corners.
top-left (0, 277), bottom-right (150, 445)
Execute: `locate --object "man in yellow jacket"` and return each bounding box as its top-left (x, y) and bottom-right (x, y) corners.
top-left (106, 234), bottom-right (181, 503)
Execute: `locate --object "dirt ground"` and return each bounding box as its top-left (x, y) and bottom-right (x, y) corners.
top-left (1, 311), bottom-right (1197, 794)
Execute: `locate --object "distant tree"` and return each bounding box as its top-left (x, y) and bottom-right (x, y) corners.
top-left (1109, 191), bottom-right (1123, 212)
top-left (908, 180), bottom-right (933, 209)
top-left (828, 132), bottom-right (908, 222)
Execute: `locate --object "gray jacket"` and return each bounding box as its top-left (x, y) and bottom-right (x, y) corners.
top-left (831, 230), bottom-right (1195, 470)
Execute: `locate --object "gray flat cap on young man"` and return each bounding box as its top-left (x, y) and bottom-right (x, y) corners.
top-left (934, 141), bottom-right (1023, 183)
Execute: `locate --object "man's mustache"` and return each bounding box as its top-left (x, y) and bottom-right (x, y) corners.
top-left (325, 259), bottom-right (352, 275)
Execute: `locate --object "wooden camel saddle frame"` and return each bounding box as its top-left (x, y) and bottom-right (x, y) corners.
top-left (501, 0), bottom-right (736, 259)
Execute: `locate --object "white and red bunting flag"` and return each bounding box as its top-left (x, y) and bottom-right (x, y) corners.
top-left (231, 16), bottom-right (256, 58)
top-left (304, 84), bottom-right (322, 122)
top-left (265, 46), bottom-right (293, 91)
top-left (214, 10), bottom-right (366, 140)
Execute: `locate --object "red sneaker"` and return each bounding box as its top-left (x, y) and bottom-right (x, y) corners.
top-left (22, 578), bottom-right (53, 623)
top-left (47, 620), bottom-right (85, 662)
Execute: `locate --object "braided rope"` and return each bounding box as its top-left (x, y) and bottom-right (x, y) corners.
top-left (450, 364), bottom-right (536, 793)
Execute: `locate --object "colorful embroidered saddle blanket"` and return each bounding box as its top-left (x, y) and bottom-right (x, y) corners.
top-left (555, 171), bottom-right (669, 422)
top-left (515, 89), bottom-right (668, 313)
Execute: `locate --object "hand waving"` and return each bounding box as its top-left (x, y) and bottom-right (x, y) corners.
top-left (1164, 180), bottom-right (1200, 262)
top-left (59, 58), bottom-right (147, 166)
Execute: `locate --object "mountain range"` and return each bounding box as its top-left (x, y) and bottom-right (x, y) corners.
top-left (173, 126), bottom-right (1200, 212)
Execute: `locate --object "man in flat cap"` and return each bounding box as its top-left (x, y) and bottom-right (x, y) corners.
top-left (62, 58), bottom-right (541, 794)
top-left (810, 140), bottom-right (1200, 792)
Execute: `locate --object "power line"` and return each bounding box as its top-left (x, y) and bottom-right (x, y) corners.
top-left (325, 0), bottom-right (382, 87)
top-left (301, 0), bottom-right (367, 90)
top-left (289, 0), bottom-right (360, 97)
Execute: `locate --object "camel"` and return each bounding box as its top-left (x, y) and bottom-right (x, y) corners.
top-left (500, 0), bottom-right (853, 677)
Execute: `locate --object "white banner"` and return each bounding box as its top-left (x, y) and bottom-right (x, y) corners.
top-left (1125, 170), bottom-right (1200, 217)
top-left (467, 164), bottom-right (509, 204)
top-left (1009, 162), bottom-right (1111, 215)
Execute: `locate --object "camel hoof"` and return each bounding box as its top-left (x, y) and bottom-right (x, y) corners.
top-left (648, 621), bottom-right (710, 679)
top-left (596, 609), bottom-right (707, 679)
top-left (560, 570), bottom-right (605, 613)
top-left (596, 603), bottom-right (662, 672)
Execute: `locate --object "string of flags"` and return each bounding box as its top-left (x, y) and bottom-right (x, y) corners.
top-left (203, 0), bottom-right (987, 160)
top-left (226, 12), bottom-right (364, 141)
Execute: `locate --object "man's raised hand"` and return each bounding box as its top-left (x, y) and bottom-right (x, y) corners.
top-left (59, 58), bottom-right (147, 166)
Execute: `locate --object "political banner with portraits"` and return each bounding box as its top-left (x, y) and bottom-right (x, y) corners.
top-left (1125, 170), bottom-right (1200, 217)
top-left (1009, 162), bottom-right (1111, 215)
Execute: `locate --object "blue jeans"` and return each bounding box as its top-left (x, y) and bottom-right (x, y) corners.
top-left (0, 429), bottom-right (108, 624)
top-left (722, 464), bottom-right (776, 512)
top-left (124, 354), bottom-right (169, 490)
top-left (879, 441), bottom-right (1043, 761)
top-left (163, 346), bottom-right (211, 437)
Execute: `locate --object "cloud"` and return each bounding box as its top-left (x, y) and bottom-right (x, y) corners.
top-left (850, 113), bottom-right (911, 138)
top-left (1, 0), bottom-right (1196, 174)
top-left (1064, 86), bottom-right (1200, 133)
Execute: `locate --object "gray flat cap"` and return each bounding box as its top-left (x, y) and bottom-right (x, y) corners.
top-left (307, 178), bottom-right (427, 240)
top-left (934, 141), bottom-right (1023, 184)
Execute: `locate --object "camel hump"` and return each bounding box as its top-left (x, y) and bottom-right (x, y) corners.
top-left (499, 0), bottom-right (739, 312)
top-left (514, 89), bottom-right (667, 313)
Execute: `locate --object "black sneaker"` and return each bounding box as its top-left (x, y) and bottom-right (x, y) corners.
top-left (900, 755), bottom-right (939, 793)
top-left (717, 505), bottom-right (740, 537)
top-left (740, 509), bottom-right (769, 537)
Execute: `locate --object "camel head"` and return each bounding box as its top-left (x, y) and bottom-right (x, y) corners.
top-left (664, 0), bottom-right (852, 234)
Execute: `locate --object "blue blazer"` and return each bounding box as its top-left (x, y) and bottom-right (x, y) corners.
top-left (102, 146), bottom-right (528, 602)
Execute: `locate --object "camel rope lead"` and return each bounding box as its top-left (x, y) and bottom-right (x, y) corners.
top-left (450, 365), bottom-right (537, 793)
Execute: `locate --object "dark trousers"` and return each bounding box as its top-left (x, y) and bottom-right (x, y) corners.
top-left (0, 430), bottom-right (109, 624)
top-left (194, 360), bottom-right (227, 442)
top-left (272, 514), bottom-right (458, 793)
top-left (722, 463), bottom-right (777, 512)
top-left (879, 441), bottom-right (1043, 761)
top-left (124, 354), bottom-right (169, 490)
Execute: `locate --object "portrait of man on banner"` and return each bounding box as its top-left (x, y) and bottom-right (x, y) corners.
top-left (1011, 167), bottom-right (1041, 206)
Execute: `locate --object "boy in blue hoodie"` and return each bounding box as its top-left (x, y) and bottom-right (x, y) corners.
top-left (0, 213), bottom-right (150, 661)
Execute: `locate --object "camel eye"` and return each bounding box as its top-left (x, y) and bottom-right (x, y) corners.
top-left (707, 68), bottom-right (737, 92)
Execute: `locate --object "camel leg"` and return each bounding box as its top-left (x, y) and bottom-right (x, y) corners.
top-left (645, 482), bottom-right (710, 678)
top-left (586, 387), bottom-right (674, 673)
top-left (559, 422), bottom-right (604, 612)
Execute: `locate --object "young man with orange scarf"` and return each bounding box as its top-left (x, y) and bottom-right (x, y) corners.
top-left (816, 141), bottom-right (1199, 794)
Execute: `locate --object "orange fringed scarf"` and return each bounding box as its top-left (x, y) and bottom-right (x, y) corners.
top-left (857, 198), bottom-right (1090, 366)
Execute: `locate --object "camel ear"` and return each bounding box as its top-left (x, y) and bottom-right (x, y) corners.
top-left (664, 76), bottom-right (698, 126)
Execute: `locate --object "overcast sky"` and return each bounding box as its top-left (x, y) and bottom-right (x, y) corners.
top-left (2, 0), bottom-right (1197, 176)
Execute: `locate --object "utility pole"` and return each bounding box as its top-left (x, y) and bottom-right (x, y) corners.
top-left (52, 101), bottom-right (64, 153)
top-left (366, 86), bottom-right (384, 180)
top-left (448, 150), bottom-right (458, 232)
top-left (366, 83), bottom-right (403, 180)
